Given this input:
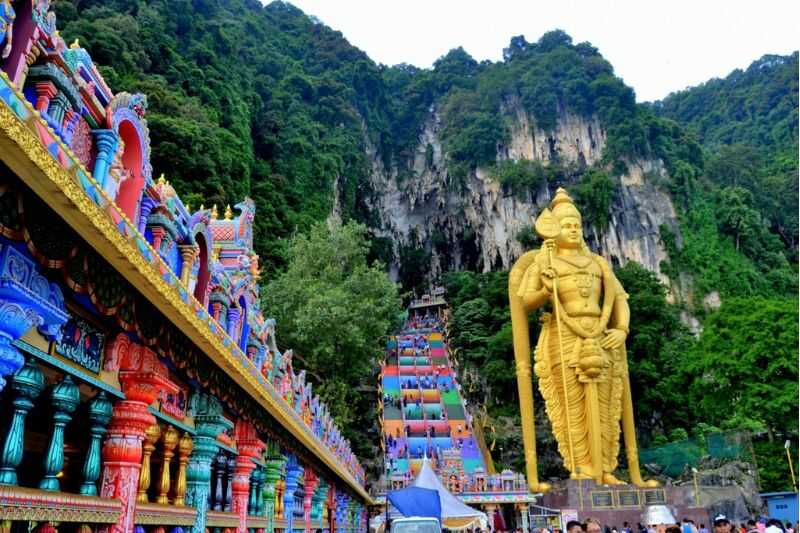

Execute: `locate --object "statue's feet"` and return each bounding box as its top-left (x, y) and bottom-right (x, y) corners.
top-left (602, 472), bottom-right (625, 485)
top-left (530, 481), bottom-right (551, 493)
top-left (570, 465), bottom-right (595, 480)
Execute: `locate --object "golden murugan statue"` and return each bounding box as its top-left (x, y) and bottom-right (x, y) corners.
top-left (509, 188), bottom-right (657, 492)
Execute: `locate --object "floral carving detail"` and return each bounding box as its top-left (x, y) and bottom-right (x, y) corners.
top-left (70, 118), bottom-right (93, 169)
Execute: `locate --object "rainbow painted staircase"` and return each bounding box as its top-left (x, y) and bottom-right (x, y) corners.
top-left (377, 307), bottom-right (538, 516)
top-left (379, 315), bottom-right (509, 494)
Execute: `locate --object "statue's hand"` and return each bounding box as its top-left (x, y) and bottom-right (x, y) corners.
top-left (540, 267), bottom-right (556, 292)
top-left (1, 42), bottom-right (11, 60)
top-left (601, 328), bottom-right (627, 350)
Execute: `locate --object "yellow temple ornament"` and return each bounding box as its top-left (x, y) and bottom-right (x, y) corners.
top-left (211, 204), bottom-right (218, 220)
top-left (224, 204), bottom-right (233, 220)
top-left (509, 187), bottom-right (658, 492)
top-left (70, 39), bottom-right (80, 50)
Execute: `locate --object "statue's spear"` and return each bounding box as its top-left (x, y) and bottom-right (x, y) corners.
top-left (534, 208), bottom-right (577, 475)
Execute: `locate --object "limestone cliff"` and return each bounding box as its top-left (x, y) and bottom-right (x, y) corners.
top-left (362, 104), bottom-right (679, 283)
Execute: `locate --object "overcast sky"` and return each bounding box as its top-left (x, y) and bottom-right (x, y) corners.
top-left (285, 0), bottom-right (799, 102)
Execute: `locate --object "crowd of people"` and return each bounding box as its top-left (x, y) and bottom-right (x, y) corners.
top-left (405, 315), bottom-right (442, 330)
top-left (503, 516), bottom-right (798, 533)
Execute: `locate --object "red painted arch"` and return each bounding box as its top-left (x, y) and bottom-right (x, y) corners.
top-left (115, 120), bottom-right (144, 223)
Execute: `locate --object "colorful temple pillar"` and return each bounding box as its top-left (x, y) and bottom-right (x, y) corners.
top-left (232, 420), bottom-right (265, 533)
top-left (262, 443), bottom-right (286, 533)
top-left (39, 375), bottom-right (80, 491)
top-left (91, 129), bottom-right (119, 191)
top-left (0, 359), bottom-right (44, 484)
top-left (274, 477), bottom-right (285, 523)
top-left (334, 492), bottom-right (347, 532)
top-left (79, 391), bottom-right (114, 496)
top-left (303, 468), bottom-right (319, 532)
top-left (326, 485), bottom-right (336, 533)
top-left (248, 466), bottom-right (264, 517)
top-left (99, 334), bottom-right (178, 533)
top-left (311, 480), bottom-right (328, 528)
top-left (283, 457), bottom-right (303, 533)
top-left (174, 431), bottom-right (194, 506)
top-left (346, 498), bottom-right (356, 532)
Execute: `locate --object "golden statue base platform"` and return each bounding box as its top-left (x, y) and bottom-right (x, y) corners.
top-left (538, 478), bottom-right (749, 526)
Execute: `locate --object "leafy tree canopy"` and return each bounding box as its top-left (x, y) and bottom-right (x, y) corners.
top-left (262, 221), bottom-right (402, 457)
top-left (652, 53), bottom-right (799, 153)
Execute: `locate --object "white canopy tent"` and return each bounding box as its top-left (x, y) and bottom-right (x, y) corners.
top-left (412, 458), bottom-right (489, 530)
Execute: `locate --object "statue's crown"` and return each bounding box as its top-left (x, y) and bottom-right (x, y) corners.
top-left (549, 187), bottom-right (581, 220)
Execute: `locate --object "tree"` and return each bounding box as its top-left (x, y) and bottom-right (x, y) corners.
top-left (717, 186), bottom-right (763, 254)
top-left (686, 297), bottom-right (798, 437)
top-left (614, 262), bottom-right (694, 440)
top-left (573, 169), bottom-right (616, 229)
top-left (262, 221), bottom-right (402, 457)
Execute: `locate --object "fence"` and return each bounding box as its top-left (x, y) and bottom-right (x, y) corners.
top-left (639, 430), bottom-right (754, 478)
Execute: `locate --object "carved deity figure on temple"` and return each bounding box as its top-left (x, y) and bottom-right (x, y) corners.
top-left (0, 0), bottom-right (15, 59)
top-left (509, 187), bottom-right (657, 492)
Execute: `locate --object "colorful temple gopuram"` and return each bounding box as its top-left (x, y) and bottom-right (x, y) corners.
top-left (0, 2), bottom-right (368, 533)
top-left (378, 295), bottom-right (545, 530)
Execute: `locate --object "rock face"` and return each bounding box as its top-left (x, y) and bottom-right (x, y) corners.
top-left (362, 104), bottom-right (679, 283)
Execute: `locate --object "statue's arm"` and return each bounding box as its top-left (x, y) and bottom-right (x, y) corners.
top-left (517, 261), bottom-right (551, 313)
top-left (599, 261), bottom-right (629, 350)
top-left (609, 275), bottom-right (630, 334)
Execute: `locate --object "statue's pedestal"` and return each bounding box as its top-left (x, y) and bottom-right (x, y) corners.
top-left (539, 479), bottom-right (711, 527)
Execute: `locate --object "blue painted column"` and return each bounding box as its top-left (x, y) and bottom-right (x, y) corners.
top-left (311, 481), bottom-right (328, 527)
top-left (283, 457), bottom-right (303, 533)
top-left (80, 391), bottom-right (114, 495)
top-left (137, 197), bottom-right (159, 235)
top-left (39, 375), bottom-right (80, 491)
top-left (0, 244), bottom-right (68, 392)
top-left (91, 129), bottom-right (120, 192)
top-left (0, 359), bottom-right (44, 484)
top-left (335, 493), bottom-right (347, 532)
top-left (226, 307), bottom-right (241, 341)
top-left (186, 393), bottom-right (233, 533)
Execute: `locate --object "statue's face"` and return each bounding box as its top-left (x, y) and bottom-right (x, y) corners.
top-left (556, 216), bottom-right (583, 249)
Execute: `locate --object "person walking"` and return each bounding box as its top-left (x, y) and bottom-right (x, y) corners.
top-left (585, 519), bottom-right (603, 533)
top-left (566, 521), bottom-right (582, 533)
top-left (714, 516), bottom-right (733, 533)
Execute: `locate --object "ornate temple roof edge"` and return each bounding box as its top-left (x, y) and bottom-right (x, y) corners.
top-left (0, 89), bottom-right (372, 504)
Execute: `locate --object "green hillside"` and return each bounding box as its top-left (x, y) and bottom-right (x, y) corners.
top-left (653, 52), bottom-right (799, 255)
top-left (57, 1), bottom-right (704, 272)
top-left (651, 53), bottom-right (798, 152)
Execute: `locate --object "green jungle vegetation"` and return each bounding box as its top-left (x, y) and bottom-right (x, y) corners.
top-left (56, 0), bottom-right (798, 486)
top-left (262, 221), bottom-right (401, 459)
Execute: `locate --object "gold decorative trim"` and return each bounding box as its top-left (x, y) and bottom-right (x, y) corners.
top-left (133, 502), bottom-right (197, 526)
top-left (0, 486), bottom-right (121, 523)
top-left (205, 511), bottom-right (240, 528)
top-left (0, 77), bottom-right (370, 503)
